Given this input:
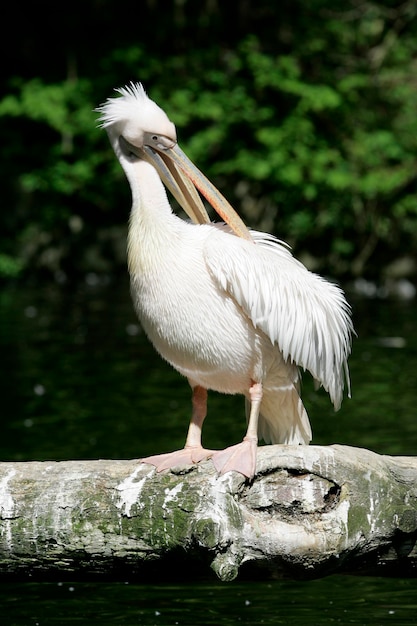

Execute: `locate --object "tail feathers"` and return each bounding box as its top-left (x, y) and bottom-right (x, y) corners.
top-left (254, 384), bottom-right (312, 445)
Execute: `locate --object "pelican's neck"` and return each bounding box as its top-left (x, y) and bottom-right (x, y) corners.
top-left (106, 128), bottom-right (175, 225)
top-left (125, 158), bottom-right (173, 222)
top-left (121, 157), bottom-right (181, 277)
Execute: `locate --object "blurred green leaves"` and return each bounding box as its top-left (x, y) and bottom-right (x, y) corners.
top-left (1, 1), bottom-right (416, 280)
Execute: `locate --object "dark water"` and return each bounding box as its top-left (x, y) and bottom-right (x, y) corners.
top-left (2, 576), bottom-right (417, 625)
top-left (1, 277), bottom-right (417, 624)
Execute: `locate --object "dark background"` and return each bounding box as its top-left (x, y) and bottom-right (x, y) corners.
top-left (1, 0), bottom-right (417, 285)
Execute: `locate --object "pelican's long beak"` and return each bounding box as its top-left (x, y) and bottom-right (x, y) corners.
top-left (142, 141), bottom-right (252, 241)
top-left (141, 145), bottom-right (211, 227)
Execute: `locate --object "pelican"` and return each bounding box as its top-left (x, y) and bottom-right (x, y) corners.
top-left (97, 83), bottom-right (353, 479)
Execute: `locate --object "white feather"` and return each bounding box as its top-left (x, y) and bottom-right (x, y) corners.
top-left (204, 228), bottom-right (353, 410)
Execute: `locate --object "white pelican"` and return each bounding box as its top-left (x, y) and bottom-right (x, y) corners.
top-left (97, 83), bottom-right (353, 479)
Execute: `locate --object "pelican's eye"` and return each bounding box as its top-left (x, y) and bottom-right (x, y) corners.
top-left (143, 132), bottom-right (176, 151)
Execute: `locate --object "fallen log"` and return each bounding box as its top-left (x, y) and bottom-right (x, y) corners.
top-left (1, 445), bottom-right (416, 581)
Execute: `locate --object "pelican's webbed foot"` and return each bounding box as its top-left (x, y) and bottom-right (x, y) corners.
top-left (211, 437), bottom-right (257, 479)
top-left (140, 445), bottom-right (215, 472)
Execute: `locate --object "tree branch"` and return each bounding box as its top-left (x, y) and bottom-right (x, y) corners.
top-left (1, 445), bottom-right (416, 581)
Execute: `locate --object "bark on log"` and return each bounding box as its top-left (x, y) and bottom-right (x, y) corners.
top-left (1, 445), bottom-right (417, 582)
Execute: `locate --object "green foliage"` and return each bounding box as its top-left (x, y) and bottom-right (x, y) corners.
top-left (0, 254), bottom-right (23, 278)
top-left (1, 0), bottom-right (417, 280)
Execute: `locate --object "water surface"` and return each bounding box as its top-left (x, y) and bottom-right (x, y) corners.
top-left (2, 576), bottom-right (417, 625)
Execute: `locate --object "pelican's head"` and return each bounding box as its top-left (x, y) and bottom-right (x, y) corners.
top-left (97, 83), bottom-right (177, 154)
top-left (97, 82), bottom-right (251, 240)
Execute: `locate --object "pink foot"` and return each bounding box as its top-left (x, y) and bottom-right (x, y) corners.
top-left (211, 437), bottom-right (258, 479)
top-left (140, 446), bottom-right (215, 472)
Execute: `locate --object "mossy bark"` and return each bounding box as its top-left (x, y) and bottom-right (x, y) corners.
top-left (1, 445), bottom-right (416, 581)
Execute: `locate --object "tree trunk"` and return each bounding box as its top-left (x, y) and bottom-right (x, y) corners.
top-left (1, 445), bottom-right (417, 582)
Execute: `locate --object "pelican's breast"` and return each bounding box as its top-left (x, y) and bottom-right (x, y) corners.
top-left (129, 226), bottom-right (262, 391)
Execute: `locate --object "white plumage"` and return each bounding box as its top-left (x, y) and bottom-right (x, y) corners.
top-left (97, 82), bottom-right (353, 478)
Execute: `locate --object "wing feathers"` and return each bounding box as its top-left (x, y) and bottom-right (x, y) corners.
top-left (205, 229), bottom-right (353, 409)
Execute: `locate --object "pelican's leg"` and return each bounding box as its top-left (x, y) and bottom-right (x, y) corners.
top-left (140, 385), bottom-right (215, 472)
top-left (184, 385), bottom-right (211, 455)
top-left (211, 381), bottom-right (262, 479)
